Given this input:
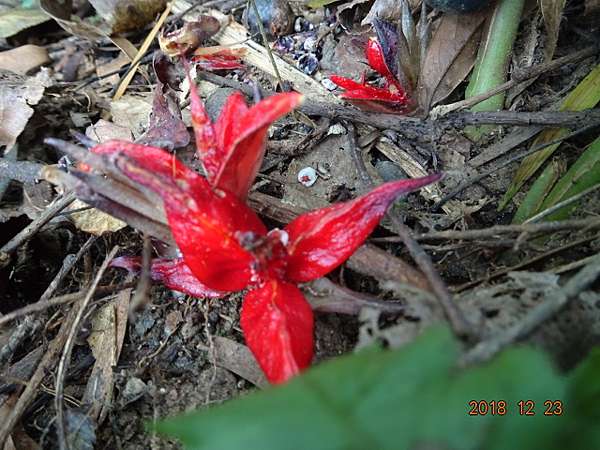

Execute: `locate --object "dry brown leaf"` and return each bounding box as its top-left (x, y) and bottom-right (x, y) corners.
top-left (0, 45), bottom-right (49, 75)
top-left (82, 290), bottom-right (130, 424)
top-left (0, 69), bottom-right (50, 150)
top-left (40, 0), bottom-right (107, 39)
top-left (95, 53), bottom-right (130, 86)
top-left (90, 0), bottom-right (167, 34)
top-left (86, 119), bottom-right (133, 142)
top-left (213, 336), bottom-right (268, 389)
top-left (540, 0), bottom-right (566, 59)
top-left (41, 0), bottom-right (166, 37)
top-left (362, 0), bottom-right (402, 25)
top-left (68, 199), bottom-right (127, 234)
top-left (417, 11), bottom-right (486, 111)
top-left (110, 93), bottom-right (153, 139)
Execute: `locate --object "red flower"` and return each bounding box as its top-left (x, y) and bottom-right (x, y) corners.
top-left (93, 68), bottom-right (440, 384)
top-left (330, 37), bottom-right (411, 113)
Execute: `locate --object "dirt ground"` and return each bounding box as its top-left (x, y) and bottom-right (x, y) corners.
top-left (1, 0), bottom-right (599, 448)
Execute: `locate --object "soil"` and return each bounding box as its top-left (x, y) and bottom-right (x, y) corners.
top-left (1, 0), bottom-right (599, 448)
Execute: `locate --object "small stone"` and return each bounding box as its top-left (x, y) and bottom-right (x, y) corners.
top-left (321, 78), bottom-right (337, 91)
top-left (164, 310), bottom-right (183, 336)
top-left (327, 123), bottom-right (346, 136)
top-left (298, 167), bottom-right (317, 187)
top-left (303, 35), bottom-right (318, 52)
top-left (297, 53), bottom-right (319, 75)
top-left (375, 161), bottom-right (408, 182)
top-left (121, 377), bottom-right (147, 406)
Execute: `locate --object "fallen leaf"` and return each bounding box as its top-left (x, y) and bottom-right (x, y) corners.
top-left (362, 0), bottom-right (402, 25)
top-left (95, 52), bottom-right (130, 86)
top-left (90, 0), bottom-right (167, 34)
top-left (40, 0), bottom-right (166, 37)
top-left (0, 7), bottom-right (50, 39)
top-left (40, 0), bottom-right (107, 39)
top-left (110, 93), bottom-right (153, 139)
top-left (213, 336), bottom-right (269, 389)
top-left (82, 290), bottom-right (130, 424)
top-left (0, 45), bottom-right (49, 75)
top-left (86, 119), bottom-right (133, 143)
top-left (68, 198), bottom-right (127, 235)
top-left (0, 69), bottom-right (50, 149)
top-left (540, 0), bottom-right (566, 59)
top-left (417, 11), bottom-right (486, 111)
top-left (136, 82), bottom-right (190, 149)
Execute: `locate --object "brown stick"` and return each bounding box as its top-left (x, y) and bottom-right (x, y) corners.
top-left (0, 236), bottom-right (97, 366)
top-left (460, 253), bottom-right (600, 366)
top-left (372, 217), bottom-right (600, 242)
top-left (55, 246), bottom-right (119, 450)
top-left (0, 283), bottom-right (135, 328)
top-left (344, 122), bottom-right (474, 340)
top-left (0, 289), bottom-right (81, 446)
top-left (0, 191), bottom-right (76, 268)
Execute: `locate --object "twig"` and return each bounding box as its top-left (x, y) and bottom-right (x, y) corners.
top-left (372, 217), bottom-right (600, 242)
top-left (248, 0), bottom-right (285, 91)
top-left (431, 45), bottom-right (599, 117)
top-left (113, 4), bottom-right (172, 100)
top-left (55, 246), bottom-right (119, 450)
top-left (0, 191), bottom-right (76, 268)
top-left (0, 289), bottom-right (84, 446)
top-left (344, 122), bottom-right (474, 340)
top-left (523, 184), bottom-right (600, 223)
top-left (0, 236), bottom-right (97, 367)
top-left (129, 234), bottom-right (152, 314)
top-left (460, 253), bottom-right (600, 366)
top-left (453, 235), bottom-right (595, 292)
top-left (432, 123), bottom-right (599, 211)
top-left (0, 282), bottom-right (137, 328)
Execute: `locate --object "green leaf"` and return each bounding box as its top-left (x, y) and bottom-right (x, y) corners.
top-left (512, 158), bottom-right (563, 223)
top-left (155, 327), bottom-right (598, 450)
top-left (499, 62), bottom-right (600, 210)
top-left (0, 7), bottom-right (50, 38)
top-left (537, 136), bottom-right (600, 221)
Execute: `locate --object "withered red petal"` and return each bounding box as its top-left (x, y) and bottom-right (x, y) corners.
top-left (111, 256), bottom-right (225, 298)
top-left (212, 92), bottom-right (303, 199)
top-left (240, 279), bottom-right (314, 384)
top-left (284, 174), bottom-right (442, 282)
top-left (113, 148), bottom-right (267, 291)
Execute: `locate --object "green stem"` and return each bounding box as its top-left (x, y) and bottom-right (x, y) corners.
top-left (465, 0), bottom-right (525, 140)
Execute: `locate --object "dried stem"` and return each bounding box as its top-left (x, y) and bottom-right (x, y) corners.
top-left (344, 121), bottom-right (475, 340)
top-left (55, 246), bottom-right (119, 450)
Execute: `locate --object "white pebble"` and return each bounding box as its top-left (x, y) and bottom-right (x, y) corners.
top-left (297, 167), bottom-right (317, 187)
top-left (327, 123), bottom-right (347, 135)
top-left (321, 78), bottom-right (337, 91)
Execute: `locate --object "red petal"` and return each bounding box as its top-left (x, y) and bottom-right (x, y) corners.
top-left (192, 50), bottom-right (245, 70)
top-left (284, 174), bottom-right (443, 282)
top-left (113, 148), bottom-right (267, 291)
top-left (366, 38), bottom-right (395, 81)
top-left (241, 279), bottom-right (314, 384)
top-left (212, 92), bottom-right (303, 199)
top-left (110, 256), bottom-right (224, 298)
top-left (213, 92), bottom-right (248, 164)
top-left (186, 63), bottom-right (220, 180)
top-left (91, 141), bottom-right (197, 184)
top-left (329, 75), bottom-right (366, 91)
